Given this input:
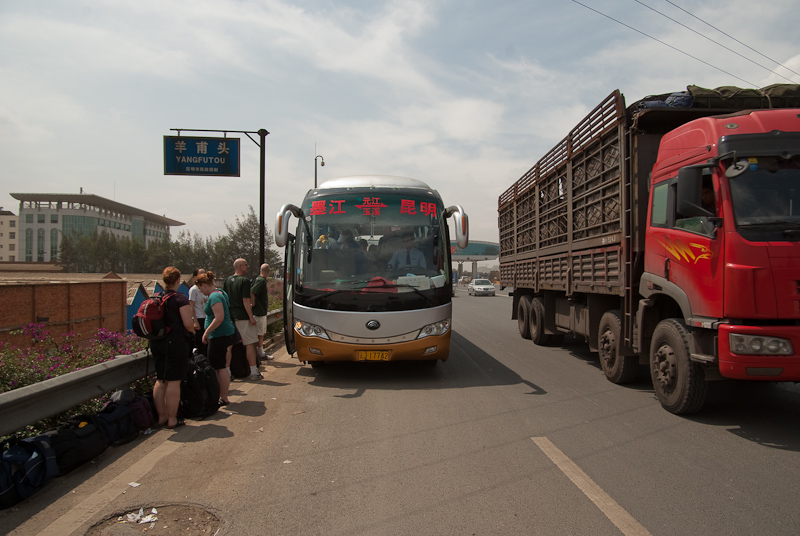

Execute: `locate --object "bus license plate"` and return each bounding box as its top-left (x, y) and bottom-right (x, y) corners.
top-left (358, 350), bottom-right (390, 361)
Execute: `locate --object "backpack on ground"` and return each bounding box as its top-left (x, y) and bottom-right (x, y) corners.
top-left (230, 341), bottom-right (251, 378)
top-left (180, 351), bottom-right (221, 419)
top-left (132, 291), bottom-right (174, 340)
top-left (1, 435), bottom-right (59, 507)
top-left (0, 455), bottom-right (19, 509)
top-left (108, 389), bottom-right (155, 431)
top-left (97, 402), bottom-right (139, 446)
top-left (46, 415), bottom-right (108, 476)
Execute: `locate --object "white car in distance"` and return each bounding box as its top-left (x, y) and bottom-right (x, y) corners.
top-left (467, 279), bottom-right (496, 296)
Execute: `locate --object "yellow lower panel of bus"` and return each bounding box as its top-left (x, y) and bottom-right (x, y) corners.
top-left (295, 332), bottom-right (450, 363)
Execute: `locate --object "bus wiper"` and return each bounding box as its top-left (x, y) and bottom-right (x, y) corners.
top-left (304, 281), bottom-right (373, 304)
top-left (305, 289), bottom-right (349, 304)
top-left (368, 282), bottom-right (436, 305)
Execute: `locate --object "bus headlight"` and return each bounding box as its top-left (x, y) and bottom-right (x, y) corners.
top-left (729, 333), bottom-right (793, 355)
top-left (417, 319), bottom-right (451, 339)
top-left (294, 321), bottom-right (330, 340)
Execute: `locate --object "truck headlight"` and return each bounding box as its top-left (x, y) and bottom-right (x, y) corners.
top-left (294, 321), bottom-right (330, 340)
top-left (417, 319), bottom-right (451, 339)
top-left (729, 334), bottom-right (793, 355)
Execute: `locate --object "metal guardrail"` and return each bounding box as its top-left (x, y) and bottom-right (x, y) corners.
top-left (0, 309), bottom-right (283, 437)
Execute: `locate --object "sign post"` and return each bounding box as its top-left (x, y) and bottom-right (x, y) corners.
top-left (165, 128), bottom-right (270, 265)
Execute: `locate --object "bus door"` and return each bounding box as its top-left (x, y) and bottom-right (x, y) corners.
top-left (283, 234), bottom-right (297, 355)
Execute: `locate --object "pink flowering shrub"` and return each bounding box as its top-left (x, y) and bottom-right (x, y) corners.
top-left (1, 324), bottom-right (149, 439)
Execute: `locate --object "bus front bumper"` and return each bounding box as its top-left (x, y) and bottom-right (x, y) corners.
top-left (294, 332), bottom-right (451, 363)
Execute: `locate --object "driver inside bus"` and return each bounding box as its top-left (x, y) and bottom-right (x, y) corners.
top-left (388, 232), bottom-right (427, 270)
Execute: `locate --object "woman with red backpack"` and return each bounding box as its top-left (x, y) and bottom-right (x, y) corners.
top-left (150, 266), bottom-right (195, 429)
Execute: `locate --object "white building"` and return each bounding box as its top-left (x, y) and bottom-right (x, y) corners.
top-left (11, 193), bottom-right (184, 263)
top-left (0, 209), bottom-right (18, 262)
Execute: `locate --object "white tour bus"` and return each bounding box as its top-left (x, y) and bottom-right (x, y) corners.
top-left (275, 175), bottom-right (468, 367)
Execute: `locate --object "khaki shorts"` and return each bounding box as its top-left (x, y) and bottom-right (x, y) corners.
top-left (234, 319), bottom-right (259, 345)
top-left (255, 315), bottom-right (267, 336)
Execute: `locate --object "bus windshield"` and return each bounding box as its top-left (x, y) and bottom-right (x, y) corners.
top-left (295, 190), bottom-right (452, 311)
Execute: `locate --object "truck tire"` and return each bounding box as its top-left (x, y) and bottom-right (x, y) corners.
top-left (530, 297), bottom-right (548, 345)
top-left (649, 319), bottom-right (708, 414)
top-left (598, 310), bottom-right (637, 384)
top-left (518, 295), bottom-right (532, 339)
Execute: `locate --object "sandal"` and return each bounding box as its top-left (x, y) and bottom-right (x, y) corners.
top-left (218, 398), bottom-right (229, 406)
top-left (166, 419), bottom-right (186, 429)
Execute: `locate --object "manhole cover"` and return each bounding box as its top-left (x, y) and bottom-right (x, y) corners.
top-left (86, 504), bottom-right (220, 535)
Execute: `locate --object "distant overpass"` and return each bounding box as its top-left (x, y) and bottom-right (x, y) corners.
top-left (452, 240), bottom-right (498, 279)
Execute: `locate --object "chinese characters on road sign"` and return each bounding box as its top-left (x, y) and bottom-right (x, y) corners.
top-left (163, 136), bottom-right (241, 177)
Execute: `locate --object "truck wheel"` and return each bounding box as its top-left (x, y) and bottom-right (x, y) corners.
top-left (517, 295), bottom-right (532, 339)
top-left (530, 297), bottom-right (548, 345)
top-left (598, 310), bottom-right (637, 384)
top-left (649, 319), bottom-right (708, 414)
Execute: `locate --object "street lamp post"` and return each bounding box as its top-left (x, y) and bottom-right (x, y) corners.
top-left (315, 155), bottom-right (325, 188)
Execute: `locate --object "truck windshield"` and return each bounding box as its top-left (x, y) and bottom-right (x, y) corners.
top-left (295, 191), bottom-right (452, 311)
top-left (728, 155), bottom-right (800, 239)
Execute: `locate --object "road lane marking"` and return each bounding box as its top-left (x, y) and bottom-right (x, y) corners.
top-left (531, 437), bottom-right (652, 536)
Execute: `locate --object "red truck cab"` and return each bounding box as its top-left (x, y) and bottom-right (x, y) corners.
top-left (646, 109), bottom-right (800, 382)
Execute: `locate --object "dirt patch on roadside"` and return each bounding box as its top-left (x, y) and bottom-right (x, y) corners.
top-left (86, 504), bottom-right (220, 535)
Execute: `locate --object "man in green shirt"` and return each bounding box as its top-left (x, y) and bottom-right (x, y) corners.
top-left (251, 263), bottom-right (273, 361)
top-left (223, 258), bottom-right (261, 380)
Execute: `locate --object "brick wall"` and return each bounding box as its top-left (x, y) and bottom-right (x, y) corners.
top-left (0, 280), bottom-right (126, 348)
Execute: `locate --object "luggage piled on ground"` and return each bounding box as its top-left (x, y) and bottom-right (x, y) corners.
top-left (1, 349), bottom-right (224, 509)
top-left (0, 388), bottom-right (157, 509)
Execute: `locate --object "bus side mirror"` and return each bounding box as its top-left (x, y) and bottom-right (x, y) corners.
top-left (275, 203), bottom-right (301, 248)
top-left (445, 205), bottom-right (469, 249)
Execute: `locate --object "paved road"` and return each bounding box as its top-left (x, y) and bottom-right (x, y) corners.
top-left (5, 288), bottom-right (800, 535)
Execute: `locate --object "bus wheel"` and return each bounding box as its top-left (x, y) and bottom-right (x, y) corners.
top-left (530, 297), bottom-right (548, 345)
top-left (649, 319), bottom-right (708, 414)
top-left (598, 310), bottom-right (637, 384)
top-left (517, 295), bottom-right (532, 339)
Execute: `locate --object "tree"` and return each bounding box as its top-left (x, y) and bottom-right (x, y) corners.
top-left (214, 206), bottom-right (280, 277)
top-left (56, 206), bottom-right (280, 276)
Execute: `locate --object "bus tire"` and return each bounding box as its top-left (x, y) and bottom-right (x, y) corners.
top-left (530, 297), bottom-right (548, 346)
top-left (598, 310), bottom-right (637, 384)
top-left (649, 319), bottom-right (708, 414)
top-left (518, 295), bottom-right (532, 339)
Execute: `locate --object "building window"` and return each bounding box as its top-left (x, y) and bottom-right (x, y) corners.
top-left (10, 220), bottom-right (15, 228)
top-left (9, 232), bottom-right (14, 239)
top-left (51, 214), bottom-right (58, 224)
top-left (37, 214), bottom-right (45, 224)
top-left (9, 256), bottom-right (14, 262)
top-left (25, 228), bottom-right (32, 262)
top-left (9, 244), bottom-right (15, 251)
top-left (37, 228), bottom-right (45, 262)
top-left (50, 229), bottom-right (58, 260)
top-left (25, 214), bottom-right (33, 224)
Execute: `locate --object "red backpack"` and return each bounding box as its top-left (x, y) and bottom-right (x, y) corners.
top-left (131, 291), bottom-right (174, 340)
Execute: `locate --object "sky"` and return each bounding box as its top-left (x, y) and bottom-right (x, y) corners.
top-left (1, 0), bottom-right (799, 260)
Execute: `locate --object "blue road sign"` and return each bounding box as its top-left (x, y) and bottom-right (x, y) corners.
top-left (164, 136), bottom-right (241, 176)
